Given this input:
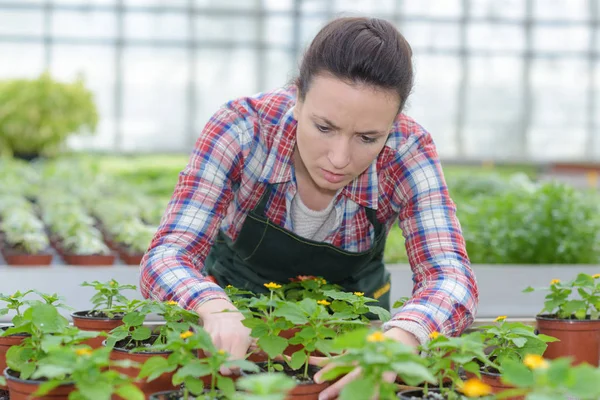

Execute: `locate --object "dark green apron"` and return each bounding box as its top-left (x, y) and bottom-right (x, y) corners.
top-left (204, 183), bottom-right (391, 315)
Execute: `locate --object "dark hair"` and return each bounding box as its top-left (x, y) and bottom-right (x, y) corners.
top-left (296, 17), bottom-right (413, 112)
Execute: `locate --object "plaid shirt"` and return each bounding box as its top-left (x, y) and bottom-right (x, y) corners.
top-left (140, 86), bottom-right (479, 343)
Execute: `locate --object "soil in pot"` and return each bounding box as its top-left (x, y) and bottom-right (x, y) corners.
top-left (148, 389), bottom-right (226, 400)
top-left (397, 388), bottom-right (446, 400)
top-left (0, 388), bottom-right (8, 400)
top-left (0, 327), bottom-right (28, 387)
top-left (5, 368), bottom-right (75, 400)
top-left (536, 314), bottom-right (600, 366)
top-left (109, 335), bottom-right (178, 397)
top-left (71, 310), bottom-right (124, 349)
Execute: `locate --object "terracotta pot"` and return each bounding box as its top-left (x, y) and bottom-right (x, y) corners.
top-left (536, 315), bottom-right (600, 366)
top-left (397, 388), bottom-right (443, 399)
top-left (71, 311), bottom-right (123, 349)
top-left (108, 342), bottom-right (177, 397)
top-left (117, 250), bottom-right (143, 266)
top-left (2, 252), bottom-right (52, 266)
top-left (4, 368), bottom-right (75, 399)
top-left (465, 370), bottom-right (523, 400)
top-left (0, 329), bottom-right (27, 388)
top-left (62, 253), bottom-right (115, 266)
top-left (286, 381), bottom-right (328, 400)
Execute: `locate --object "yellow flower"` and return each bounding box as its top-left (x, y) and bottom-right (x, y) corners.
top-left (523, 354), bottom-right (549, 370)
top-left (429, 331), bottom-right (441, 340)
top-left (75, 348), bottom-right (92, 356)
top-left (367, 331), bottom-right (386, 342)
top-left (354, 292), bottom-right (364, 297)
top-left (593, 274), bottom-right (600, 279)
top-left (180, 331), bottom-right (194, 340)
top-left (321, 279), bottom-right (327, 285)
top-left (217, 349), bottom-right (226, 355)
top-left (166, 300), bottom-right (178, 306)
top-left (264, 282), bottom-right (282, 290)
top-left (550, 279), bottom-right (560, 285)
top-left (110, 281), bottom-right (117, 287)
top-left (317, 299), bottom-right (331, 306)
top-left (495, 315), bottom-right (507, 322)
top-left (226, 285), bottom-right (233, 288)
top-left (459, 378), bottom-right (492, 397)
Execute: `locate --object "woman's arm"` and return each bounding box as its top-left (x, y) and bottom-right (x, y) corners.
top-left (139, 107), bottom-right (249, 311)
top-left (382, 123), bottom-right (479, 344)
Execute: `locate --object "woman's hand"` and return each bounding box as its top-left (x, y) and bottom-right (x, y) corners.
top-left (310, 328), bottom-right (420, 400)
top-left (195, 299), bottom-right (252, 374)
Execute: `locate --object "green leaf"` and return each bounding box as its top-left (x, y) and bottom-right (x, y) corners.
top-left (273, 303), bottom-right (308, 325)
top-left (174, 362), bottom-right (212, 382)
top-left (184, 376), bottom-right (205, 395)
top-left (501, 359), bottom-right (534, 387)
top-left (114, 383), bottom-right (145, 400)
top-left (562, 300), bottom-right (587, 316)
top-left (289, 350), bottom-right (306, 371)
top-left (130, 326), bottom-right (151, 341)
top-left (339, 377), bottom-right (375, 400)
top-left (217, 375), bottom-right (236, 397)
top-left (366, 306), bottom-right (391, 322)
top-left (76, 380), bottom-right (112, 400)
top-left (122, 312), bottom-right (145, 326)
top-left (257, 335), bottom-right (288, 359)
top-left (138, 356), bottom-right (171, 382)
top-left (392, 362), bottom-right (435, 386)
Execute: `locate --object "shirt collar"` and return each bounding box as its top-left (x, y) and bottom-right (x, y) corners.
top-left (261, 107), bottom-right (380, 210)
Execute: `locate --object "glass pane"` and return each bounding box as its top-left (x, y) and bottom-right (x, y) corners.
top-left (195, 0), bottom-right (256, 10)
top-left (470, 0), bottom-right (525, 19)
top-left (301, 0), bottom-right (330, 14)
top-left (528, 58), bottom-right (588, 159)
top-left (533, 26), bottom-right (590, 52)
top-left (126, 0), bottom-right (188, 7)
top-left (402, 22), bottom-right (461, 49)
top-left (468, 23), bottom-right (524, 52)
top-left (196, 15), bottom-right (257, 41)
top-left (265, 16), bottom-right (292, 46)
top-left (195, 49), bottom-right (257, 139)
top-left (52, 11), bottom-right (117, 39)
top-left (125, 12), bottom-right (187, 40)
top-left (407, 55), bottom-right (461, 158)
top-left (0, 44), bottom-right (44, 78)
top-left (300, 17), bottom-right (328, 47)
top-left (401, 0), bottom-right (463, 18)
top-left (0, 10), bottom-right (44, 35)
top-left (55, 0), bottom-right (115, 4)
top-left (264, 0), bottom-right (293, 11)
top-left (533, 0), bottom-right (588, 21)
top-left (52, 45), bottom-right (115, 151)
top-left (463, 57), bottom-right (523, 158)
top-left (121, 48), bottom-right (189, 152)
top-left (332, 0), bottom-right (396, 15)
top-left (263, 49), bottom-right (294, 91)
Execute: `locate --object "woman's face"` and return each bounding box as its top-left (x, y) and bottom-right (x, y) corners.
top-left (293, 73), bottom-right (400, 195)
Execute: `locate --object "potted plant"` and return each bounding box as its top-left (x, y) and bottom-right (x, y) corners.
top-left (465, 316), bottom-right (557, 397)
top-left (282, 276), bottom-right (342, 303)
top-left (398, 331), bottom-right (495, 399)
top-left (322, 289), bottom-right (391, 329)
top-left (7, 345), bottom-right (145, 400)
top-left (319, 328), bottom-right (435, 400)
top-left (3, 303), bottom-right (101, 398)
top-left (524, 273), bottom-right (600, 365)
top-left (71, 279), bottom-right (138, 348)
top-left (106, 299), bottom-right (199, 397)
top-left (0, 209), bottom-right (53, 266)
top-left (142, 324), bottom-right (259, 400)
top-left (0, 72), bottom-right (98, 159)
top-left (500, 354), bottom-right (600, 399)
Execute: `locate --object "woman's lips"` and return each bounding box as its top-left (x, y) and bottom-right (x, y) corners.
top-left (321, 168), bottom-right (346, 184)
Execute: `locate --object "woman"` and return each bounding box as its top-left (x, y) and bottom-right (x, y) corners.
top-left (141, 16), bottom-right (478, 399)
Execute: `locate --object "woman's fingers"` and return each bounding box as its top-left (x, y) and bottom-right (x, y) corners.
top-left (317, 367), bottom-right (362, 400)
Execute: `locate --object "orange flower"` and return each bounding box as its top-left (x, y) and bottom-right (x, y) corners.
top-left (367, 331), bottom-right (386, 342)
top-left (180, 331), bottom-right (193, 340)
top-left (524, 354), bottom-right (549, 370)
top-left (459, 378), bottom-right (492, 397)
top-left (550, 279), bottom-right (560, 285)
top-left (429, 331), bottom-right (441, 340)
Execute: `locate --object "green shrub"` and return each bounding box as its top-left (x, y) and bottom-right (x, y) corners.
top-left (0, 73), bottom-right (98, 157)
top-left (460, 178), bottom-right (600, 264)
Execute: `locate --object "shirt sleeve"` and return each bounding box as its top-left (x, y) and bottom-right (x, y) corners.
top-left (139, 107), bottom-right (248, 311)
top-left (382, 123), bottom-right (479, 343)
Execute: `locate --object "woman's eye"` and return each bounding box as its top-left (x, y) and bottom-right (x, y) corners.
top-left (315, 124), bottom-right (330, 133)
top-left (361, 135), bottom-right (377, 144)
